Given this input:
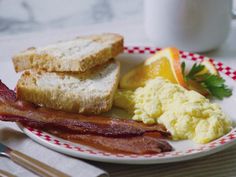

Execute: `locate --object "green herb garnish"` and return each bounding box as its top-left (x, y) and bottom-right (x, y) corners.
top-left (181, 61), bottom-right (232, 99)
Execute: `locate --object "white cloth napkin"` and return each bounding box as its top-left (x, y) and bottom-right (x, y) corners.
top-left (0, 122), bottom-right (108, 177)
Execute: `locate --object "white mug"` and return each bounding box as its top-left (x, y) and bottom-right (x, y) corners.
top-left (144, 0), bottom-right (236, 52)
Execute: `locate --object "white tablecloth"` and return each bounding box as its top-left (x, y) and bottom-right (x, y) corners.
top-left (0, 21), bottom-right (236, 177)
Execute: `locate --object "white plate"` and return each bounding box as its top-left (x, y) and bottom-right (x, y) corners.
top-left (2, 46), bottom-right (236, 164)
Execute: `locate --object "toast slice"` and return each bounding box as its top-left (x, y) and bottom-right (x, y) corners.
top-left (13, 33), bottom-right (123, 72)
top-left (16, 60), bottom-right (120, 114)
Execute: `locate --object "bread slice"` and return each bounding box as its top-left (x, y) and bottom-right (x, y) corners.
top-left (16, 60), bottom-right (120, 114)
top-left (13, 33), bottom-right (123, 72)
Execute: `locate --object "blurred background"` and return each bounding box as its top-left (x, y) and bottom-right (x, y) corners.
top-left (0, 0), bottom-right (235, 37)
top-left (0, 0), bottom-right (143, 36)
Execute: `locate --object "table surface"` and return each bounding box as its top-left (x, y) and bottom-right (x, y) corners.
top-left (0, 0), bottom-right (143, 36)
top-left (0, 18), bottom-right (236, 177)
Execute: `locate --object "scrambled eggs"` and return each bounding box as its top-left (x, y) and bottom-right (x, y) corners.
top-left (114, 78), bottom-right (232, 143)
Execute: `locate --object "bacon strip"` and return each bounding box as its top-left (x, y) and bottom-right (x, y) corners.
top-left (0, 81), bottom-right (170, 137)
top-left (49, 130), bottom-right (172, 154)
top-left (0, 80), bottom-right (173, 154)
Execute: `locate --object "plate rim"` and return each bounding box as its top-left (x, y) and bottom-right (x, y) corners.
top-left (19, 125), bottom-right (236, 164)
top-left (17, 46), bottom-right (236, 164)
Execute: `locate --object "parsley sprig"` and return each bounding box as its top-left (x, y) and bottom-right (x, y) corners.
top-left (181, 61), bottom-right (232, 99)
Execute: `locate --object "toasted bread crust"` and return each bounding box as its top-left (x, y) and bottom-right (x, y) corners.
top-left (13, 33), bottom-right (123, 72)
top-left (16, 60), bottom-right (120, 114)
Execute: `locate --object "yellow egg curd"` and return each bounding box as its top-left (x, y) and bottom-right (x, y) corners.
top-left (114, 77), bottom-right (232, 143)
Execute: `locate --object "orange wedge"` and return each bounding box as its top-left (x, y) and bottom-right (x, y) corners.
top-left (120, 48), bottom-right (187, 89)
top-left (188, 60), bottom-right (218, 96)
top-left (196, 60), bottom-right (219, 76)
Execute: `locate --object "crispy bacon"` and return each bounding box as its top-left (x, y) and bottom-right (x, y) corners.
top-left (0, 80), bottom-right (173, 154)
top-left (0, 81), bottom-right (170, 137)
top-left (49, 130), bottom-right (172, 154)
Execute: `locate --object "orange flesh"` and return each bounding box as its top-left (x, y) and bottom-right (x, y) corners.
top-left (121, 57), bottom-right (178, 89)
top-left (120, 48), bottom-right (188, 90)
top-left (147, 57), bottom-right (177, 83)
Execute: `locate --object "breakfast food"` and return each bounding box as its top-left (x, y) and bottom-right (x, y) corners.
top-left (120, 47), bottom-right (231, 99)
top-left (181, 61), bottom-right (232, 99)
top-left (0, 80), bottom-right (169, 137)
top-left (115, 47), bottom-right (232, 144)
top-left (0, 33), bottom-right (234, 155)
top-left (120, 48), bottom-right (187, 89)
top-left (12, 33), bottom-right (123, 72)
top-left (14, 33), bottom-right (124, 114)
top-left (16, 60), bottom-right (120, 114)
top-left (0, 80), bottom-right (172, 154)
top-left (114, 78), bottom-right (232, 143)
top-left (50, 131), bottom-right (172, 154)
top-left (196, 60), bottom-right (219, 76)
